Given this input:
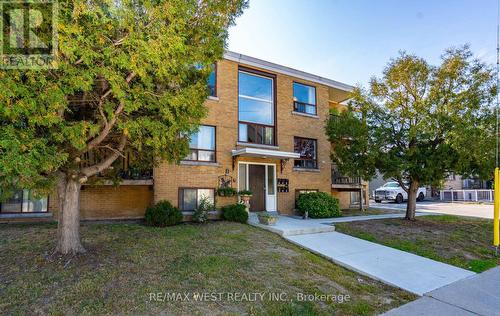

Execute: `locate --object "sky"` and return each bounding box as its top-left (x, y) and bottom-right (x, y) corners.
top-left (228, 0), bottom-right (499, 87)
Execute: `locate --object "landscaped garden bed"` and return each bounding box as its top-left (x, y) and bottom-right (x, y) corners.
top-left (335, 215), bottom-right (500, 273)
top-left (0, 222), bottom-right (415, 315)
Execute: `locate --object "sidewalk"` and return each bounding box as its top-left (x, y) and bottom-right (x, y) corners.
top-left (384, 266), bottom-right (500, 315)
top-left (285, 231), bottom-right (474, 295)
top-left (249, 213), bottom-right (474, 296)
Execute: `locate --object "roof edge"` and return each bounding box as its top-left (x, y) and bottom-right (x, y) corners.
top-left (223, 50), bottom-right (354, 92)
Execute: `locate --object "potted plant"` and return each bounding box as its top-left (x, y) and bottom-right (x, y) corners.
top-left (257, 212), bottom-right (278, 225)
top-left (217, 187), bottom-right (237, 197)
top-left (238, 189), bottom-right (253, 203)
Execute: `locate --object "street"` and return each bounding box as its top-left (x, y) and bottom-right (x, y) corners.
top-left (371, 200), bottom-right (494, 219)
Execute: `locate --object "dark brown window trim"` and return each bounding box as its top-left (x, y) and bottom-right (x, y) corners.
top-left (293, 136), bottom-right (318, 170)
top-left (178, 187), bottom-right (216, 211)
top-left (237, 66), bottom-right (278, 146)
top-left (183, 125), bottom-right (217, 163)
top-left (293, 81), bottom-right (317, 115)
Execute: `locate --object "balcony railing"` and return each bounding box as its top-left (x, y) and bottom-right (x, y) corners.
top-left (332, 169), bottom-right (361, 185)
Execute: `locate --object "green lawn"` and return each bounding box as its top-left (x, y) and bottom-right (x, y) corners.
top-left (341, 208), bottom-right (403, 217)
top-left (335, 215), bottom-right (500, 273)
top-left (0, 221), bottom-right (414, 315)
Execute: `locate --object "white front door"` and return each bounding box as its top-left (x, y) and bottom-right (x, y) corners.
top-left (238, 162), bottom-right (277, 212)
top-left (265, 164), bottom-right (276, 211)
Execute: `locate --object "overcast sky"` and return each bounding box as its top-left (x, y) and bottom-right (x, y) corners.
top-left (228, 0), bottom-right (498, 87)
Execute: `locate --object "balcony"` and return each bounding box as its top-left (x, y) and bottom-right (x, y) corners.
top-left (332, 168), bottom-right (361, 189)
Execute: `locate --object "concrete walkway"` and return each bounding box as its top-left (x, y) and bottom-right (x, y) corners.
top-left (384, 266), bottom-right (500, 315)
top-left (249, 213), bottom-right (474, 296)
top-left (285, 231), bottom-right (475, 295)
top-left (248, 213), bottom-right (335, 236)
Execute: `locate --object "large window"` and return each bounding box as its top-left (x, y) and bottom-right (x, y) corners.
top-left (294, 137), bottom-right (318, 169)
top-left (0, 189), bottom-right (48, 213)
top-left (208, 64), bottom-right (216, 97)
top-left (179, 188), bottom-right (215, 211)
top-left (238, 69), bottom-right (275, 145)
top-left (184, 125), bottom-right (216, 162)
top-left (293, 82), bottom-right (316, 115)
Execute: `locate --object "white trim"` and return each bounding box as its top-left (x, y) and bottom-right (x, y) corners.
top-left (224, 50), bottom-right (353, 92)
top-left (291, 111), bottom-right (319, 119)
top-left (236, 142), bottom-right (279, 150)
top-left (232, 147), bottom-right (300, 159)
top-left (238, 94), bottom-right (273, 103)
top-left (207, 96), bottom-right (219, 101)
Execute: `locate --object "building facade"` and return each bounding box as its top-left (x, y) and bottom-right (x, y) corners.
top-left (0, 52), bottom-right (369, 222)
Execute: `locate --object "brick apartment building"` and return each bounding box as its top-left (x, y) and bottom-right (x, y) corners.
top-left (0, 51), bottom-right (369, 222)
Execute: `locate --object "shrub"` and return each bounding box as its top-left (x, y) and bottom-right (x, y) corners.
top-left (238, 189), bottom-right (253, 196)
top-left (217, 187), bottom-right (237, 197)
top-left (221, 203), bottom-right (248, 223)
top-left (145, 200), bottom-right (183, 227)
top-left (193, 195), bottom-right (214, 224)
top-left (296, 192), bottom-right (341, 218)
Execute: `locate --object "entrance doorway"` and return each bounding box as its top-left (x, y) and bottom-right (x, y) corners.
top-left (238, 162), bottom-right (277, 212)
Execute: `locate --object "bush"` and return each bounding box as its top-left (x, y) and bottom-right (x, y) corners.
top-left (217, 187), bottom-right (237, 197)
top-left (221, 203), bottom-right (248, 223)
top-left (192, 195), bottom-right (214, 224)
top-left (296, 192), bottom-right (341, 218)
top-left (145, 200), bottom-right (183, 227)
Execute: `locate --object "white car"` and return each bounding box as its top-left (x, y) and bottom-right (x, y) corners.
top-left (374, 181), bottom-right (426, 203)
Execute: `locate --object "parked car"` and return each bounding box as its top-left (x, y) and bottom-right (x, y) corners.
top-left (374, 181), bottom-right (426, 203)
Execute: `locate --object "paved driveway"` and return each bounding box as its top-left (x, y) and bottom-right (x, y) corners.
top-left (372, 200), bottom-right (494, 219)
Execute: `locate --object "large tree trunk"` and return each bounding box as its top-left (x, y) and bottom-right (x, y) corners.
top-left (405, 181), bottom-right (419, 221)
top-left (55, 174), bottom-right (86, 254)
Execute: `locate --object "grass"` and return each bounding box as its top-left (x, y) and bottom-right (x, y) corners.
top-left (341, 207), bottom-right (403, 217)
top-left (335, 215), bottom-right (500, 273)
top-left (0, 221), bottom-right (415, 315)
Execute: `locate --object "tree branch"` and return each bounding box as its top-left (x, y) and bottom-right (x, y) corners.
top-left (81, 134), bottom-right (127, 177)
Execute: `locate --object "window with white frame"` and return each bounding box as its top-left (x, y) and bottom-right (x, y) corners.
top-left (184, 125), bottom-right (216, 162)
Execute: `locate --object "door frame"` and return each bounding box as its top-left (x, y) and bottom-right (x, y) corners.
top-left (237, 162), bottom-right (277, 212)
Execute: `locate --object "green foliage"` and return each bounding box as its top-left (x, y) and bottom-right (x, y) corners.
top-left (192, 195), bottom-right (214, 224)
top-left (217, 187), bottom-right (237, 197)
top-left (221, 203), bottom-right (248, 223)
top-left (145, 200), bottom-right (182, 227)
top-left (326, 46), bottom-right (496, 209)
top-left (296, 192), bottom-right (341, 218)
top-left (0, 0), bottom-right (247, 193)
top-left (238, 189), bottom-right (252, 196)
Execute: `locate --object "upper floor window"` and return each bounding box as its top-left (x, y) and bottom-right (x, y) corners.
top-left (208, 64), bottom-right (216, 97)
top-left (293, 82), bottom-right (316, 115)
top-left (294, 137), bottom-right (318, 169)
top-left (185, 125), bottom-right (216, 162)
top-left (238, 69), bottom-right (275, 145)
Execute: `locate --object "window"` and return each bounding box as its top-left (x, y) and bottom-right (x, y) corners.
top-left (179, 188), bottom-right (215, 211)
top-left (208, 64), bottom-right (216, 97)
top-left (238, 69), bottom-right (275, 145)
top-left (0, 189), bottom-right (48, 213)
top-left (294, 137), bottom-right (318, 169)
top-left (293, 82), bottom-right (316, 115)
top-left (184, 125), bottom-right (216, 162)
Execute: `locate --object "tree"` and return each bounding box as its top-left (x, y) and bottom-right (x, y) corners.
top-left (326, 46), bottom-right (496, 220)
top-left (0, 0), bottom-right (247, 254)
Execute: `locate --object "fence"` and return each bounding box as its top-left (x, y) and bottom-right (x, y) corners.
top-left (439, 190), bottom-right (493, 202)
